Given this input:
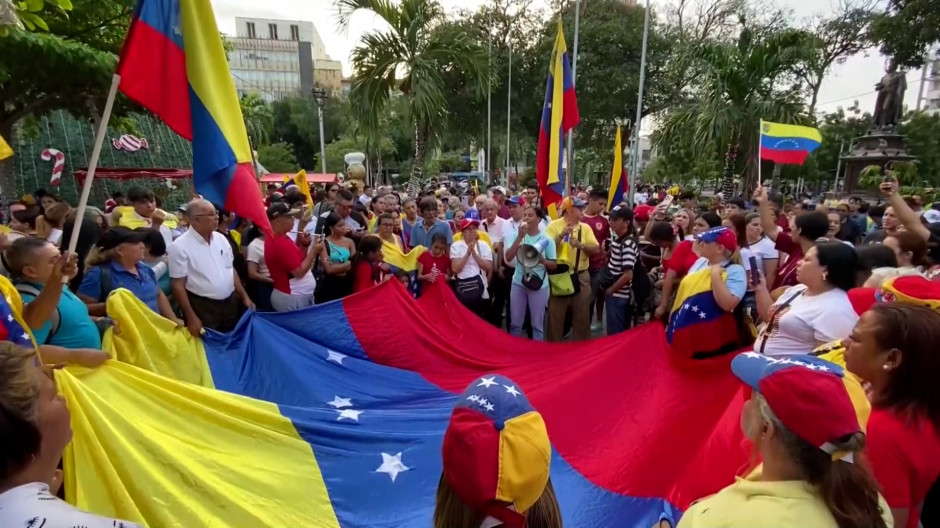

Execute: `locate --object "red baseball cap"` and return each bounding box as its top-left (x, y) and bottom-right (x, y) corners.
top-left (441, 375), bottom-right (551, 528)
top-left (732, 352), bottom-right (862, 454)
top-left (634, 204), bottom-right (654, 221)
top-left (696, 226), bottom-right (738, 252)
top-left (459, 218), bottom-right (480, 231)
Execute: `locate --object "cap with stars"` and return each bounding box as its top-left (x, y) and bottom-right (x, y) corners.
top-left (731, 352), bottom-right (862, 454)
top-left (441, 374), bottom-right (550, 528)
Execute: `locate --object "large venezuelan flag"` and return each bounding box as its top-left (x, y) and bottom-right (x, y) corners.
top-left (759, 119), bottom-right (822, 165)
top-left (62, 283), bottom-right (755, 528)
top-left (116, 0), bottom-right (271, 232)
top-left (535, 22), bottom-right (579, 219)
top-left (666, 266), bottom-right (743, 359)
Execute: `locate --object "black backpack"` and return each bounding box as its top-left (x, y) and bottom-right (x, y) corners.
top-left (629, 237), bottom-right (653, 306)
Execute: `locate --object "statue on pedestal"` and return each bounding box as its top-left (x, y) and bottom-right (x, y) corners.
top-left (872, 60), bottom-right (907, 132)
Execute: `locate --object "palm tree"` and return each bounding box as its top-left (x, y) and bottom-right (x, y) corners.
top-left (656, 20), bottom-right (813, 195)
top-left (239, 93), bottom-right (273, 150)
top-left (337, 0), bottom-right (490, 184)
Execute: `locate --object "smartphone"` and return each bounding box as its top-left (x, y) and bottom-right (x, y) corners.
top-left (748, 256), bottom-right (760, 285)
top-left (661, 194), bottom-right (674, 208)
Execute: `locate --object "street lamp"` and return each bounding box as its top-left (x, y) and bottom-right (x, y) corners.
top-left (311, 83), bottom-right (328, 174)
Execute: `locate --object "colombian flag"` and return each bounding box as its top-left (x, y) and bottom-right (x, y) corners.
top-left (61, 284), bottom-right (756, 528)
top-left (116, 0), bottom-right (271, 233)
top-left (666, 266), bottom-right (743, 359)
top-left (606, 125), bottom-right (625, 210)
top-left (759, 119), bottom-right (822, 165)
top-left (535, 21), bottom-right (579, 219)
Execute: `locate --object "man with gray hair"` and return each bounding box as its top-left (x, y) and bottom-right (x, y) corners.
top-left (168, 199), bottom-right (254, 336)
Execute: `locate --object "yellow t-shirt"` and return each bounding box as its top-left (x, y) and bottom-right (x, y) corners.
top-left (678, 468), bottom-right (894, 528)
top-left (544, 218), bottom-right (599, 273)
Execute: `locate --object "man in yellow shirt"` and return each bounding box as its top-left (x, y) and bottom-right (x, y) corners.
top-left (544, 197), bottom-right (600, 342)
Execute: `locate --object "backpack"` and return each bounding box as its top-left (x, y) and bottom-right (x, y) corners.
top-left (629, 237), bottom-right (653, 307)
top-left (97, 265), bottom-right (113, 303)
top-left (15, 283), bottom-right (60, 344)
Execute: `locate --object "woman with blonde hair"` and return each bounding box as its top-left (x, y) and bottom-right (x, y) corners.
top-left (435, 374), bottom-right (561, 528)
top-left (0, 342), bottom-right (141, 527)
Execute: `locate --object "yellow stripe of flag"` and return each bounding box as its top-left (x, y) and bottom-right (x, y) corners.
top-left (761, 120), bottom-right (822, 142)
top-left (546, 22), bottom-right (566, 186)
top-left (0, 133), bottom-right (13, 160)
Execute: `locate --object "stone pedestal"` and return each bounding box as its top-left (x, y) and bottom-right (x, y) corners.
top-left (841, 133), bottom-right (915, 192)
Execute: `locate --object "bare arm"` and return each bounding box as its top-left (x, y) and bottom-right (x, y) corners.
top-left (754, 187), bottom-right (780, 242)
top-left (710, 266), bottom-right (741, 312)
top-left (247, 262), bottom-right (273, 283)
top-left (883, 178), bottom-right (930, 239)
top-left (39, 345), bottom-right (110, 367)
top-left (172, 277), bottom-right (198, 323)
top-left (762, 256), bottom-right (778, 283)
top-left (754, 279), bottom-right (774, 323)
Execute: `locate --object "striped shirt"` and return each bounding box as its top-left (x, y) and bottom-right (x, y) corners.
top-left (607, 236), bottom-right (638, 299)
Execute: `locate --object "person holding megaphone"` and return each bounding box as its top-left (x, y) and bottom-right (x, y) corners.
top-left (504, 206), bottom-right (558, 340)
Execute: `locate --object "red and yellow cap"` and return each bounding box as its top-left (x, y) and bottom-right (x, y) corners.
top-left (848, 275), bottom-right (940, 316)
top-left (442, 375), bottom-right (551, 528)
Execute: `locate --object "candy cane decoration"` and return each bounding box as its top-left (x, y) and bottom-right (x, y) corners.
top-left (40, 148), bottom-right (65, 187)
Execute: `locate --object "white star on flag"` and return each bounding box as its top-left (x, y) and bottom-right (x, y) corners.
top-left (20, 333), bottom-right (30, 341)
top-left (691, 305), bottom-right (699, 313)
top-left (6, 314), bottom-right (13, 322)
top-left (468, 394), bottom-right (481, 402)
top-left (478, 398), bottom-right (490, 407)
top-left (336, 409), bottom-right (363, 422)
top-left (478, 377), bottom-right (498, 388)
top-left (698, 311), bottom-right (707, 319)
top-left (485, 403), bottom-right (495, 412)
top-left (327, 396), bottom-right (353, 409)
top-left (376, 452), bottom-right (410, 482)
top-left (326, 350), bottom-right (347, 365)
top-left (504, 385), bottom-right (521, 397)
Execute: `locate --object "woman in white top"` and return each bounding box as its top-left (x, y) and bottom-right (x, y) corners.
top-left (244, 227), bottom-right (275, 312)
top-left (0, 342), bottom-right (141, 528)
top-left (744, 213), bottom-right (778, 280)
top-left (753, 242), bottom-right (859, 357)
top-left (450, 218), bottom-right (493, 317)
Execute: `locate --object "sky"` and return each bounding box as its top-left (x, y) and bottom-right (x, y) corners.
top-left (211, 0), bottom-right (928, 118)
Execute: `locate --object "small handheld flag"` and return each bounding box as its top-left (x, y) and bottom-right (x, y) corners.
top-left (759, 120), bottom-right (821, 165)
top-left (292, 170), bottom-right (314, 208)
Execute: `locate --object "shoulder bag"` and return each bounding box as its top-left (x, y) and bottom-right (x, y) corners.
top-left (549, 228), bottom-right (582, 297)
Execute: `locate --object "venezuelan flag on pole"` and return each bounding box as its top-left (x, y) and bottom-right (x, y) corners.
top-left (116, 0), bottom-right (271, 233)
top-left (607, 125), bottom-right (623, 210)
top-left (759, 119), bottom-right (822, 165)
top-left (535, 21), bottom-right (579, 219)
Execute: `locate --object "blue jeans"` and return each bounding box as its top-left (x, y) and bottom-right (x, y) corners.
top-left (509, 283), bottom-right (549, 340)
top-left (605, 295), bottom-right (634, 336)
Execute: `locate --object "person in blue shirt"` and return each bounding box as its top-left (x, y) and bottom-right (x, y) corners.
top-left (4, 237), bottom-right (102, 350)
top-left (503, 205), bottom-right (557, 340)
top-left (78, 227), bottom-right (182, 323)
top-left (410, 196), bottom-right (453, 249)
top-left (688, 226), bottom-right (748, 310)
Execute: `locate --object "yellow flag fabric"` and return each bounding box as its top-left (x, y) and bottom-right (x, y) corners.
top-left (381, 239), bottom-right (424, 272)
top-left (59, 361), bottom-right (341, 528)
top-left (607, 125), bottom-right (622, 210)
top-left (103, 289), bottom-right (212, 387)
top-left (293, 169), bottom-right (314, 208)
top-left (0, 133), bottom-right (13, 160)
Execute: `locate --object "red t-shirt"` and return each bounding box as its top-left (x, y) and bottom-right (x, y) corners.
top-left (353, 261), bottom-right (385, 292)
top-left (264, 234), bottom-right (304, 294)
top-left (866, 407), bottom-right (940, 528)
top-left (771, 231), bottom-right (802, 290)
top-left (417, 251), bottom-right (450, 283)
top-left (775, 214), bottom-right (790, 233)
top-left (662, 240), bottom-right (698, 277)
top-left (582, 213), bottom-right (610, 270)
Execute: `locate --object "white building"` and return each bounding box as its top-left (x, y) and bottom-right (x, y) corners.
top-left (228, 18), bottom-right (344, 101)
top-left (923, 49), bottom-right (940, 115)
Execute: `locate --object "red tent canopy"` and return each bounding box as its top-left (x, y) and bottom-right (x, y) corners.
top-left (259, 172), bottom-right (339, 184)
top-left (74, 167), bottom-right (192, 183)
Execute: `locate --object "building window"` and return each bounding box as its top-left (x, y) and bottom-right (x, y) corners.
top-left (269, 23), bottom-right (278, 40)
top-left (290, 24), bottom-right (300, 41)
top-left (246, 22), bottom-right (256, 39)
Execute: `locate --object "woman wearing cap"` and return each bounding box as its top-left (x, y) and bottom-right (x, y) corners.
top-left (265, 203), bottom-right (321, 312)
top-left (665, 226), bottom-right (749, 358)
top-left (652, 212), bottom-right (722, 320)
top-left (755, 186), bottom-right (831, 292)
top-left (0, 342), bottom-right (142, 528)
top-left (504, 205), bottom-right (557, 340)
top-left (843, 303), bottom-right (940, 528)
top-left (314, 211), bottom-right (356, 304)
top-left (435, 374), bottom-right (561, 528)
top-left (753, 242), bottom-right (859, 358)
top-left (451, 218), bottom-right (494, 317)
top-left (78, 227), bottom-right (180, 323)
top-left (679, 352), bottom-right (890, 528)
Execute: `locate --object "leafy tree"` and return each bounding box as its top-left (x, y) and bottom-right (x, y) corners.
top-left (655, 18), bottom-right (812, 195)
top-left (869, 0), bottom-right (940, 69)
top-left (0, 0), bottom-right (134, 200)
top-left (899, 111), bottom-right (940, 185)
top-left (338, 0), bottom-right (491, 182)
top-left (6, 0), bottom-right (74, 33)
top-left (239, 93), bottom-right (273, 149)
top-left (257, 142), bottom-right (299, 173)
top-left (270, 96), bottom-right (350, 171)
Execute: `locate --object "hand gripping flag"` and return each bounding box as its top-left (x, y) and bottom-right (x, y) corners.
top-left (759, 120), bottom-right (822, 165)
top-left (116, 0), bottom-right (271, 233)
top-left (535, 21), bottom-right (579, 219)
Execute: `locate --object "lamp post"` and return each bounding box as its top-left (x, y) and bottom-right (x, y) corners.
top-left (311, 83), bottom-right (328, 174)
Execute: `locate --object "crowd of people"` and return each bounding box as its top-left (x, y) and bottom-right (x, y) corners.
top-left (1, 174), bottom-right (939, 528)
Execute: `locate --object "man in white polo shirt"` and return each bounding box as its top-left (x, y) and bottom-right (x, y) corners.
top-left (168, 199), bottom-right (254, 336)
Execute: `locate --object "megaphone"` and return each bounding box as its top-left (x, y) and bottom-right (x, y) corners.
top-left (518, 237), bottom-right (549, 268)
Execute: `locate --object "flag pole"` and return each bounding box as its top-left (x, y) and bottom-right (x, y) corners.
top-left (628, 0), bottom-right (650, 207)
top-left (486, 9), bottom-right (493, 185)
top-left (63, 73), bottom-right (121, 282)
top-left (757, 120), bottom-right (762, 188)
top-left (505, 42), bottom-right (511, 188)
top-left (564, 0), bottom-right (581, 197)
